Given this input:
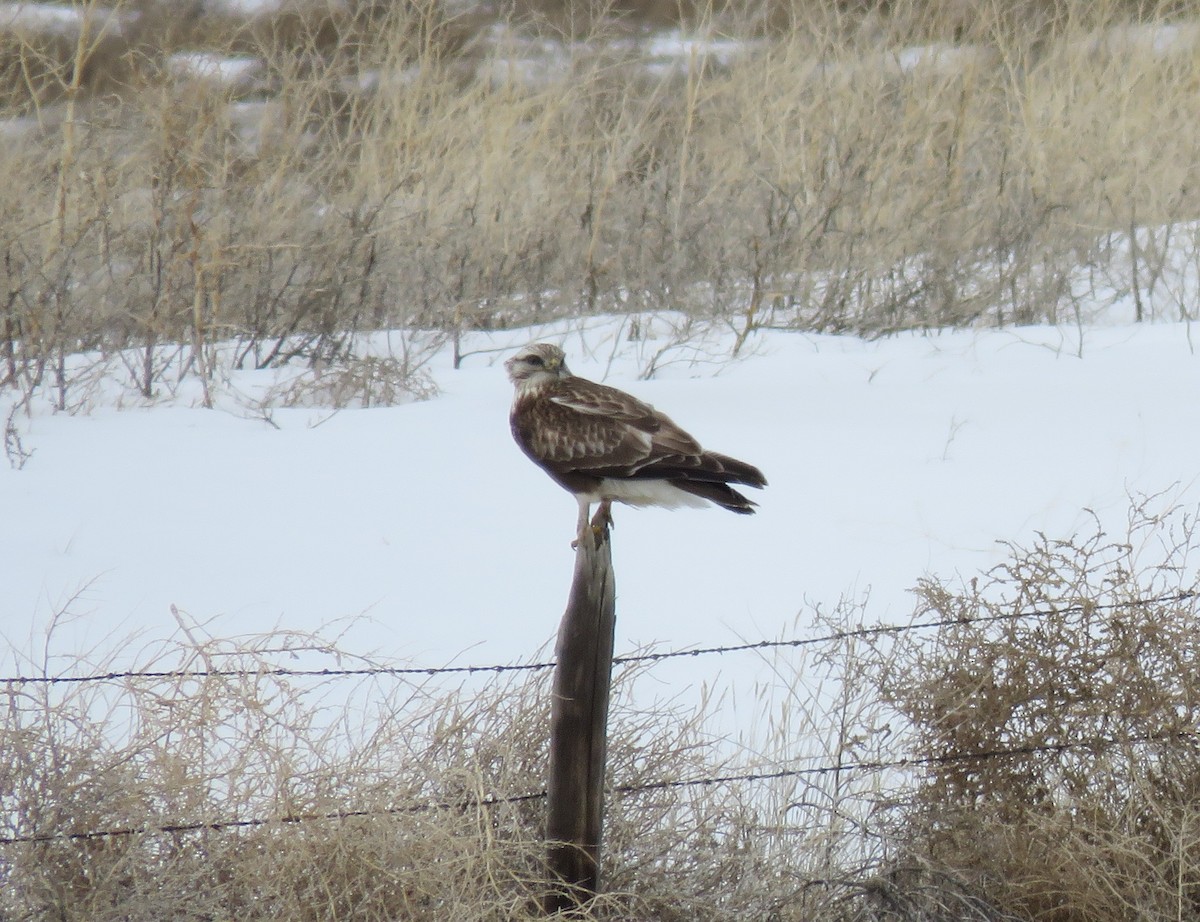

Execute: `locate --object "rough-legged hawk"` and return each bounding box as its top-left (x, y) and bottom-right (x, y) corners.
top-left (505, 343), bottom-right (766, 537)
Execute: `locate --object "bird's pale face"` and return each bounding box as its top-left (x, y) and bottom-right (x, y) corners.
top-left (505, 343), bottom-right (569, 388)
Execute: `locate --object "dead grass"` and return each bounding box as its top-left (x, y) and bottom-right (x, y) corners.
top-left (6, 499), bottom-right (1200, 918)
top-left (0, 613), bottom-right (843, 921)
top-left (4, 0), bottom-right (1200, 407)
top-left (866, 497), bottom-right (1200, 921)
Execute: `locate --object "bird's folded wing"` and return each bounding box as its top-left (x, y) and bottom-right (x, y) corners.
top-left (548, 378), bottom-right (702, 458)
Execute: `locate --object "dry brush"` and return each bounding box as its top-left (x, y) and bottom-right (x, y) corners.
top-left (2, 0), bottom-right (1200, 410)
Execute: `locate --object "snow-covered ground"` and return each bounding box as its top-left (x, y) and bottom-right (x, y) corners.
top-left (4, 314), bottom-right (1200, 754)
top-left (0, 1), bottom-right (127, 37)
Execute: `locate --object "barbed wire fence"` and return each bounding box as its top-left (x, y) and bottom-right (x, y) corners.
top-left (3, 731), bottom-right (1195, 848)
top-left (1, 588), bottom-right (1196, 849)
top-left (6, 589), bottom-right (1194, 687)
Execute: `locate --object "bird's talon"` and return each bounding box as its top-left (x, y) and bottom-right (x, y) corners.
top-left (590, 500), bottom-right (614, 534)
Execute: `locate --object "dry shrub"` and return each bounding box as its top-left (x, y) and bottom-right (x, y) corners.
top-left (6, 0), bottom-right (1200, 408)
top-left (16, 462), bottom-right (1200, 920)
top-left (270, 354), bottom-right (438, 408)
top-left (0, 613), bottom-right (545, 921)
top-left (752, 0), bottom-right (1194, 42)
top-left (873, 498), bottom-right (1200, 921)
top-left (0, 611), bottom-right (847, 921)
top-left (0, 0), bottom-right (467, 409)
top-left (360, 0), bottom-right (1200, 342)
top-left (0, 2), bottom-right (135, 115)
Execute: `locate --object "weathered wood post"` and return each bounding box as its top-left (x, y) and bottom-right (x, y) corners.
top-left (543, 518), bottom-right (616, 914)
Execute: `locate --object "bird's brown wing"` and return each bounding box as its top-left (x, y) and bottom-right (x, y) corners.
top-left (540, 376), bottom-right (702, 475)
top-left (513, 374), bottom-right (766, 494)
top-left (549, 374), bottom-right (768, 489)
top-left (511, 376), bottom-right (694, 477)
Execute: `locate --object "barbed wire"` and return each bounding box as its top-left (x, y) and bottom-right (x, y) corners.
top-left (2, 729), bottom-right (1194, 847)
top-left (3, 589), bottom-right (1195, 688)
top-left (2, 590), bottom-right (1196, 846)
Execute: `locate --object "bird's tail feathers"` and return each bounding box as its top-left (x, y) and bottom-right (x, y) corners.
top-left (697, 451), bottom-right (767, 489)
top-left (674, 480), bottom-right (759, 514)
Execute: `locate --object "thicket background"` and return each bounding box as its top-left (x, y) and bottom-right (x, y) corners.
top-left (4, 0), bottom-right (1200, 410)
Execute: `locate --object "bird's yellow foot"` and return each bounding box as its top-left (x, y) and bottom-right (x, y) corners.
top-left (590, 500), bottom-right (614, 533)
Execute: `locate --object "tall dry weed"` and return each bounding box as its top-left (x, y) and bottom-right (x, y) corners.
top-left (0, 610), bottom-right (853, 920)
top-left (4, 0), bottom-right (1200, 407)
top-left (870, 498), bottom-right (1200, 921)
top-left (12, 504), bottom-right (1197, 918)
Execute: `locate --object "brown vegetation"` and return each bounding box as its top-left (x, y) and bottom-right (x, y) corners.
top-left (3, 501), bottom-right (1200, 919)
top-left (0, 622), bottom-right (835, 920)
top-left (4, 2), bottom-right (1200, 912)
top-left (866, 499), bottom-right (1200, 921)
top-left (1, 0), bottom-right (1200, 409)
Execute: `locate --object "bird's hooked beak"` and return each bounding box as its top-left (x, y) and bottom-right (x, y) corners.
top-left (505, 345), bottom-right (569, 385)
top-left (501, 345), bottom-right (566, 381)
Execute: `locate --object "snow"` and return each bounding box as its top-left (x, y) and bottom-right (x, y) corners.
top-left (643, 32), bottom-right (746, 65)
top-left (4, 313), bottom-right (1200, 755)
top-left (476, 26), bottom-right (758, 89)
top-left (166, 53), bottom-right (265, 90)
top-left (0, 1), bottom-right (126, 37)
top-left (640, 30), bottom-right (752, 77)
top-left (891, 42), bottom-right (997, 76)
top-left (204, 0), bottom-right (347, 19)
top-left (1073, 20), bottom-right (1200, 58)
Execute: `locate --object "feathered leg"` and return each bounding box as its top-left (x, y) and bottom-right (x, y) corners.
top-left (571, 497), bottom-right (591, 549)
top-left (571, 498), bottom-right (614, 548)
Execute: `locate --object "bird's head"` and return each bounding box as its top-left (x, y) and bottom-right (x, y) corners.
top-left (505, 343), bottom-right (570, 388)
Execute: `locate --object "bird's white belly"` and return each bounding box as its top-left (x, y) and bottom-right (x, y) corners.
top-left (585, 478), bottom-right (708, 509)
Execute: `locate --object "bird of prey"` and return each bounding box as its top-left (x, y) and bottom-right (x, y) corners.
top-left (505, 343), bottom-right (766, 539)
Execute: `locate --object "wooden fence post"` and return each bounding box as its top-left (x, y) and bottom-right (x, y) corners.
top-left (543, 521), bottom-right (616, 914)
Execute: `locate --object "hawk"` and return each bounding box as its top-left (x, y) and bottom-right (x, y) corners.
top-left (505, 343), bottom-right (767, 538)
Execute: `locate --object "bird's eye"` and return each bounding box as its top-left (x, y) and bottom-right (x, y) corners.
top-left (526, 355), bottom-right (544, 367)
